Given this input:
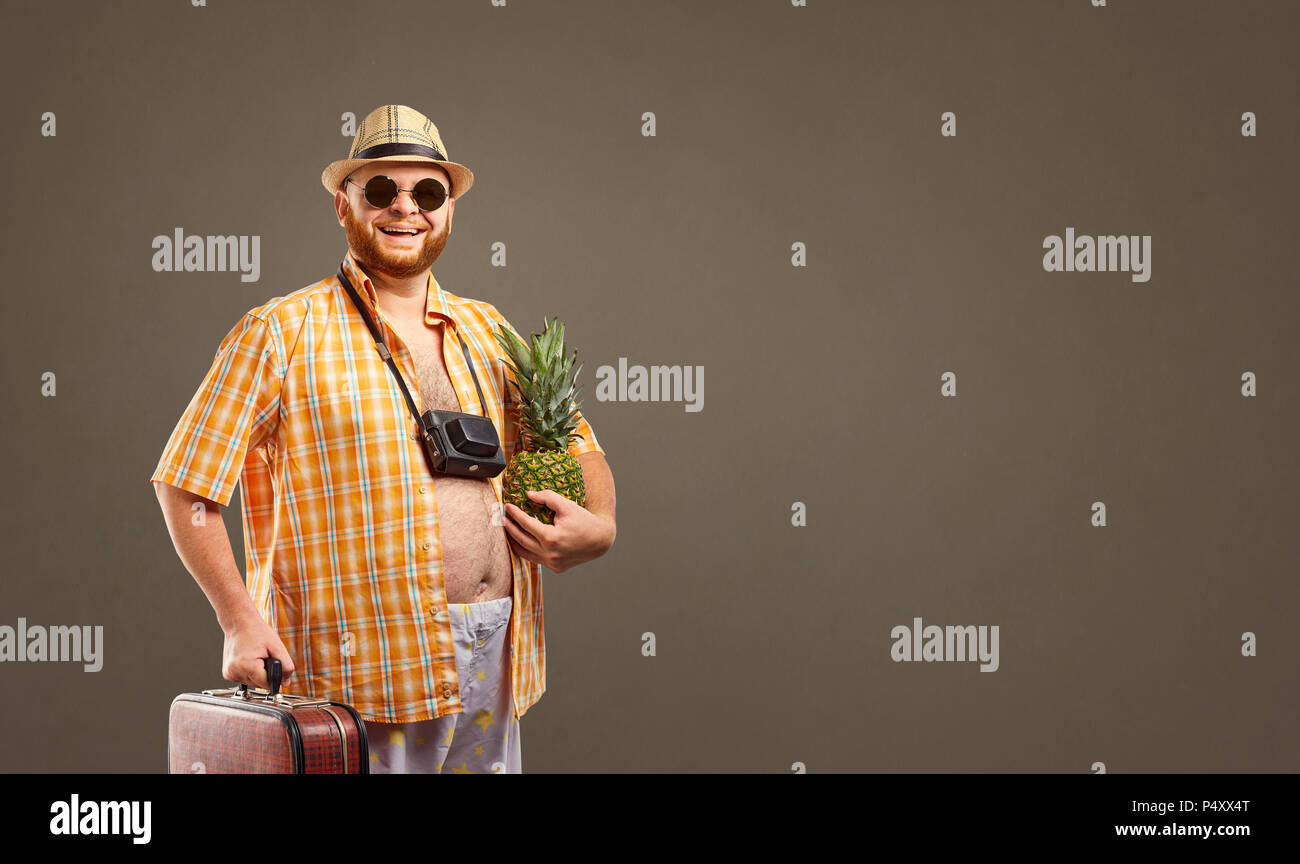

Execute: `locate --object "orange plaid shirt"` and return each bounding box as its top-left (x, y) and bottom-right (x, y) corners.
top-left (150, 249), bottom-right (604, 723)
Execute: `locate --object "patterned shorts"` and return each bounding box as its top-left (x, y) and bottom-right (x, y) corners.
top-left (364, 595), bottom-right (521, 774)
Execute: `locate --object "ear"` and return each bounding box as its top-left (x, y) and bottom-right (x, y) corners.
top-left (334, 189), bottom-right (349, 227)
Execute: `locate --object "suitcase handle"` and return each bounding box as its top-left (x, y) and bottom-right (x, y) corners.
top-left (235, 657), bottom-right (282, 698)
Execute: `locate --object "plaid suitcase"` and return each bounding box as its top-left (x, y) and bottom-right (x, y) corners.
top-left (168, 658), bottom-right (369, 774)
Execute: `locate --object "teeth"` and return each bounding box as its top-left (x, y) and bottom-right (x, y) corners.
top-left (382, 227), bottom-right (419, 234)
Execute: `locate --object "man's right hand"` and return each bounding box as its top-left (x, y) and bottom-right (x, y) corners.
top-left (222, 615), bottom-right (296, 691)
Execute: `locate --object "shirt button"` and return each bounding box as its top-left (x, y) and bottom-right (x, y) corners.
top-left (422, 541), bottom-right (431, 550)
top-left (442, 683), bottom-right (453, 699)
top-left (419, 486), bottom-right (427, 494)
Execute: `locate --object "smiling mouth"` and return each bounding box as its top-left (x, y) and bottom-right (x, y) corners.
top-left (378, 226), bottom-right (425, 241)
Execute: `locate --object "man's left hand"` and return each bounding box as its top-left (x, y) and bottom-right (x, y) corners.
top-left (503, 490), bottom-right (616, 573)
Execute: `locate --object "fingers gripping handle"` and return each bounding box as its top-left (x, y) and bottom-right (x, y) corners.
top-left (235, 657), bottom-right (283, 698)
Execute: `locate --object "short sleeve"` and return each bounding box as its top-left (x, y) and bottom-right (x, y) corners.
top-left (491, 310), bottom-right (605, 460)
top-left (566, 394), bottom-right (604, 459)
top-left (149, 313), bottom-right (284, 506)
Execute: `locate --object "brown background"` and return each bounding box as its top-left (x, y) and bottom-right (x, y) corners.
top-left (0, 0), bottom-right (1296, 773)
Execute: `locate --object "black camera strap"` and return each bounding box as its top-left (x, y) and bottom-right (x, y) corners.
top-left (336, 263), bottom-right (492, 427)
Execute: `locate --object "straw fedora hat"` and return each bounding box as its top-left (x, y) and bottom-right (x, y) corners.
top-left (321, 104), bottom-right (474, 200)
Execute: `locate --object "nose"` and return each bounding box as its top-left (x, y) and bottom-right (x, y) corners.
top-left (389, 188), bottom-right (420, 215)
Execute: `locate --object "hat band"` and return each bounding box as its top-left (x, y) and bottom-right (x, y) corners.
top-left (353, 141), bottom-right (446, 162)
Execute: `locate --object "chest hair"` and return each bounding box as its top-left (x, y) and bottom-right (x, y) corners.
top-left (406, 326), bottom-right (463, 414)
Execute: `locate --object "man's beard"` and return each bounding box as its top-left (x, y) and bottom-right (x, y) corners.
top-left (343, 203), bottom-right (449, 278)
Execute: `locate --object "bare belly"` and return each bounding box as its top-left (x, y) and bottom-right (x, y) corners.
top-left (435, 471), bottom-right (514, 603)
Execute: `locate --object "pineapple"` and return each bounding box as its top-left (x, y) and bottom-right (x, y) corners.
top-left (494, 317), bottom-right (588, 525)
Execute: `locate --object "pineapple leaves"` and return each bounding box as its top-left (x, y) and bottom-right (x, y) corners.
top-left (493, 323), bottom-right (535, 387)
top-left (494, 316), bottom-right (586, 452)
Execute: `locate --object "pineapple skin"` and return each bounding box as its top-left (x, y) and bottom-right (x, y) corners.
top-left (503, 450), bottom-right (587, 525)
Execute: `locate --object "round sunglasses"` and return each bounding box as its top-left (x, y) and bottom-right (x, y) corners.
top-left (346, 175), bottom-right (449, 212)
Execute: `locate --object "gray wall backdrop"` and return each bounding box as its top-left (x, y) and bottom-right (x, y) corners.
top-left (1, 0), bottom-right (1297, 773)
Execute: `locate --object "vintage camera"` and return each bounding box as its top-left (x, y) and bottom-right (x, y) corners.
top-left (417, 408), bottom-right (505, 478)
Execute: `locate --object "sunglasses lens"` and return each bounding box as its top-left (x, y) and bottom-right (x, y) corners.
top-left (363, 175), bottom-right (398, 208)
top-left (413, 178), bottom-right (447, 211)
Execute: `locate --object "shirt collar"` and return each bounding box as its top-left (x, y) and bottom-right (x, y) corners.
top-left (340, 248), bottom-right (454, 328)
